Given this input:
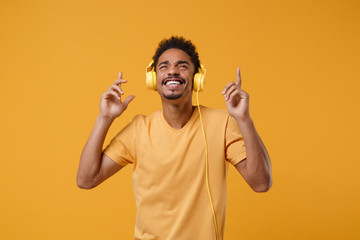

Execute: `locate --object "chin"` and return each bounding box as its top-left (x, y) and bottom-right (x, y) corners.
top-left (164, 93), bottom-right (183, 100)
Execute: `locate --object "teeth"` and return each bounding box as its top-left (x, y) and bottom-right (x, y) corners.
top-left (166, 81), bottom-right (180, 86)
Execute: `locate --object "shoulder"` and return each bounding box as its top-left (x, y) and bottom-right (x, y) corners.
top-left (198, 106), bottom-right (233, 131)
top-left (199, 105), bottom-right (230, 119)
top-left (131, 110), bottom-right (161, 125)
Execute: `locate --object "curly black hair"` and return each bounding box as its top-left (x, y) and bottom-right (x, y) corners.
top-left (152, 36), bottom-right (201, 73)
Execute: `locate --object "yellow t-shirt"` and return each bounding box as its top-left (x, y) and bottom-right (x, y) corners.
top-left (104, 106), bottom-right (246, 240)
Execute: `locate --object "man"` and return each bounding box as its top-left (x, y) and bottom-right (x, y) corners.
top-left (77, 36), bottom-right (272, 240)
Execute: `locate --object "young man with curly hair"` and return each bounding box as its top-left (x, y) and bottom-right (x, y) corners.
top-left (77, 36), bottom-right (272, 240)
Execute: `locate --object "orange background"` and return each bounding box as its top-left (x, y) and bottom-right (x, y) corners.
top-left (1, 0), bottom-right (359, 239)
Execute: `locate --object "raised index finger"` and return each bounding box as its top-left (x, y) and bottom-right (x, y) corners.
top-left (236, 67), bottom-right (242, 88)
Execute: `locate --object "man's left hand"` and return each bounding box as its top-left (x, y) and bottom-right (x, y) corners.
top-left (222, 67), bottom-right (250, 120)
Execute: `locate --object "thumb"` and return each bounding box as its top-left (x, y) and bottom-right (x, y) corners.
top-left (123, 95), bottom-right (135, 108)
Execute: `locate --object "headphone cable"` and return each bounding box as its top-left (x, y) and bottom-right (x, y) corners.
top-left (196, 89), bottom-right (219, 240)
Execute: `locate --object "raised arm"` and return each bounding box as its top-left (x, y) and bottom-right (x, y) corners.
top-left (222, 67), bottom-right (272, 192)
top-left (77, 72), bottom-right (135, 189)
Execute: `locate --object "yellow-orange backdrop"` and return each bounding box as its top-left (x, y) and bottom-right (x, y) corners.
top-left (1, 0), bottom-right (359, 239)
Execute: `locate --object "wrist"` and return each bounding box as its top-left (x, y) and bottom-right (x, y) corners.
top-left (235, 114), bottom-right (253, 127)
top-left (97, 114), bottom-right (115, 126)
top-left (234, 112), bottom-right (251, 122)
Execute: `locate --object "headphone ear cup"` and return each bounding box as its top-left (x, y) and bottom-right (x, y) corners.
top-left (193, 64), bottom-right (207, 92)
top-left (145, 61), bottom-right (157, 91)
top-left (193, 72), bottom-right (205, 92)
top-left (146, 71), bottom-right (157, 91)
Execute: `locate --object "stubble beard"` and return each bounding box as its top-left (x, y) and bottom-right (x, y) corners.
top-left (164, 92), bottom-right (184, 100)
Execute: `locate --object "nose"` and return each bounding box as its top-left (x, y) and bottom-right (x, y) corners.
top-left (167, 65), bottom-right (179, 76)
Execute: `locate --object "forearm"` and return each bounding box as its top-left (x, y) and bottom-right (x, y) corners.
top-left (77, 115), bottom-right (114, 188)
top-left (236, 117), bottom-right (272, 192)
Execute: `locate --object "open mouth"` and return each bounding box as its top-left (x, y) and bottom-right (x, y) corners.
top-left (162, 77), bottom-right (185, 86)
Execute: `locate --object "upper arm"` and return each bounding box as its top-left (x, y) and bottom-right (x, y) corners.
top-left (234, 157), bottom-right (273, 192)
top-left (234, 158), bottom-right (248, 181)
top-left (235, 158), bottom-right (259, 189)
top-left (92, 154), bottom-right (123, 188)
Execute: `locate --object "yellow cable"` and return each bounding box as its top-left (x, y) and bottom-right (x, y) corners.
top-left (196, 90), bottom-right (219, 240)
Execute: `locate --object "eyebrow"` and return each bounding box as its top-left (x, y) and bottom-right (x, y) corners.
top-left (158, 60), bottom-right (190, 67)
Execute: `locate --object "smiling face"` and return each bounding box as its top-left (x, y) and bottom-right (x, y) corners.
top-left (156, 48), bottom-right (195, 101)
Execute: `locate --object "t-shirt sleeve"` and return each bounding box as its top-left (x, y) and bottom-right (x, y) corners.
top-left (225, 115), bottom-right (247, 166)
top-left (103, 117), bottom-right (138, 167)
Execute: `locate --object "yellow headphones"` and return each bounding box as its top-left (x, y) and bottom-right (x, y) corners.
top-left (145, 61), bottom-right (206, 91)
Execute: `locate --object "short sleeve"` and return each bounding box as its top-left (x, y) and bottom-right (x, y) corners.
top-left (103, 117), bottom-right (138, 167)
top-left (225, 115), bottom-right (247, 165)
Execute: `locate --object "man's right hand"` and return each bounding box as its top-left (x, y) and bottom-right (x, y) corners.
top-left (99, 72), bottom-right (135, 120)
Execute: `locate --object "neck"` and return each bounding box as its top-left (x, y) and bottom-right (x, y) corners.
top-left (162, 98), bottom-right (194, 130)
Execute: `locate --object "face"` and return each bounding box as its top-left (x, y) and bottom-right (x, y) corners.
top-left (156, 48), bottom-right (195, 101)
